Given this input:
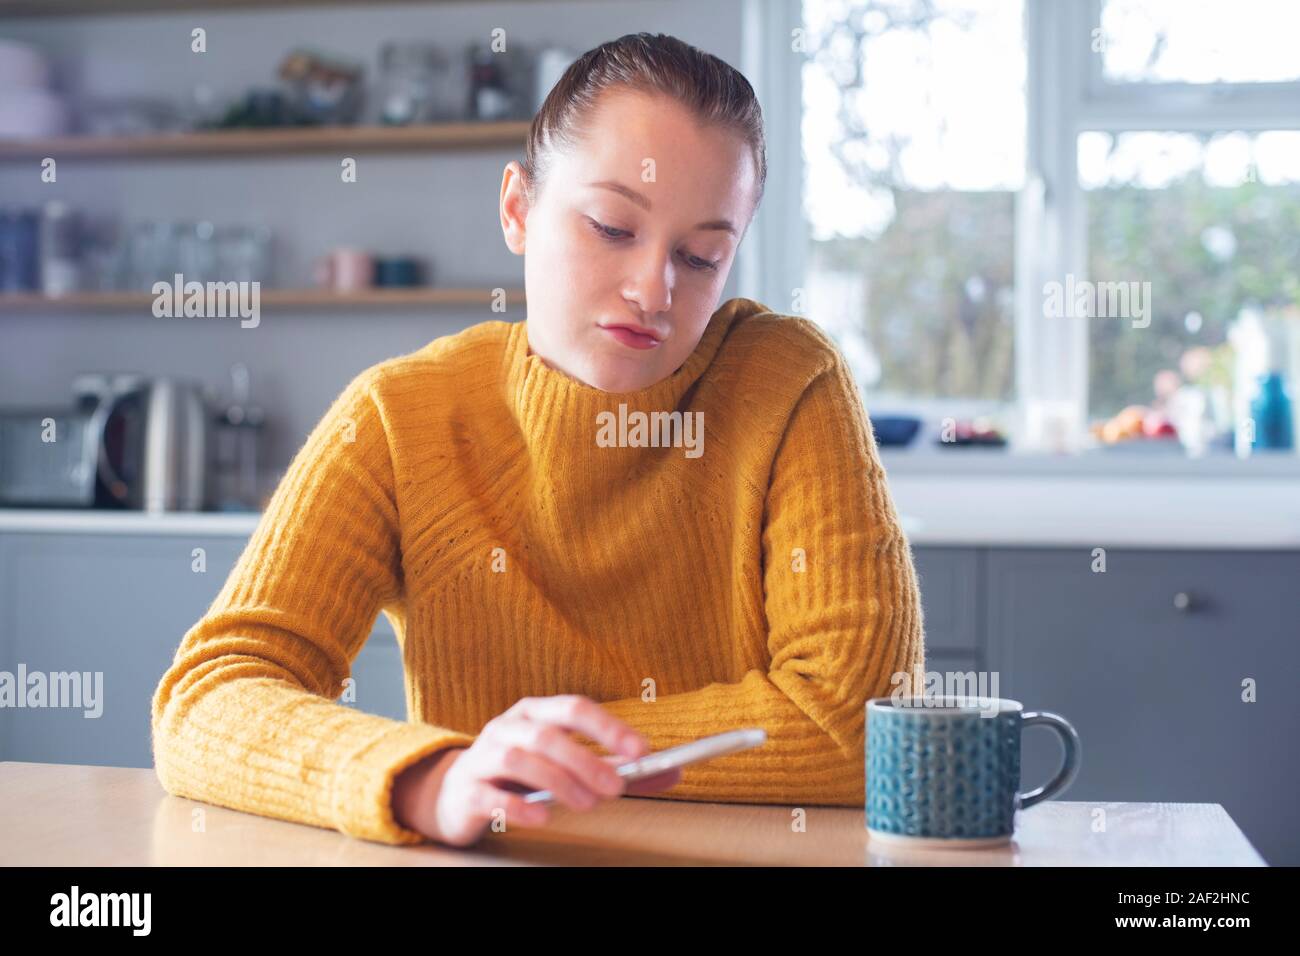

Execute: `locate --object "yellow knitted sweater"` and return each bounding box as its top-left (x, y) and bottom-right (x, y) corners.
top-left (150, 296), bottom-right (926, 846)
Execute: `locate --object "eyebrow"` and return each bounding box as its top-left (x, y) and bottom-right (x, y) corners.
top-left (586, 179), bottom-right (738, 236)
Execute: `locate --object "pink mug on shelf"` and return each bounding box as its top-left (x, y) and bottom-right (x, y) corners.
top-left (313, 248), bottom-right (373, 291)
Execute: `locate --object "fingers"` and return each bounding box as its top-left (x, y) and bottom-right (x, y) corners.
top-left (432, 695), bottom-right (656, 845)
top-left (493, 742), bottom-right (599, 810)
top-left (433, 783), bottom-right (550, 845)
top-left (487, 716), bottom-right (627, 806)
top-left (475, 784), bottom-right (550, 830)
top-left (504, 695), bottom-right (649, 760)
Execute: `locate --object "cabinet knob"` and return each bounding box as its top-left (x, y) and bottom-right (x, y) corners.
top-left (1173, 591), bottom-right (1193, 612)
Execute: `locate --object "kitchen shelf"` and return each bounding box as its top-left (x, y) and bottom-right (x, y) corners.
top-left (0, 288), bottom-right (525, 311)
top-left (0, 121), bottom-right (532, 161)
top-left (0, 0), bottom-right (526, 17)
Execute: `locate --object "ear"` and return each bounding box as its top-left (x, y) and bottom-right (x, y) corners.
top-left (500, 161), bottom-right (531, 255)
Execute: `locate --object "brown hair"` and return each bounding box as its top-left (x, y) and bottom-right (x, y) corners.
top-left (521, 32), bottom-right (767, 214)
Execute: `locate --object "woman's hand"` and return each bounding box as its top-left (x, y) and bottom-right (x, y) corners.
top-left (391, 694), bottom-right (682, 847)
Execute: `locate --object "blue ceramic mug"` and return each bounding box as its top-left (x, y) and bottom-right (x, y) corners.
top-left (866, 696), bottom-right (1080, 847)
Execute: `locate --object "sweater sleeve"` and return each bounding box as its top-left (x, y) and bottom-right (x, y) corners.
top-left (150, 369), bottom-right (477, 845)
top-left (594, 346), bottom-right (926, 806)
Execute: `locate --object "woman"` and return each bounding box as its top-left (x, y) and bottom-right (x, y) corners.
top-left (151, 32), bottom-right (925, 849)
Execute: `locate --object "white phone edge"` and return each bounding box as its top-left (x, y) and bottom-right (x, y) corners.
top-left (521, 728), bottom-right (767, 805)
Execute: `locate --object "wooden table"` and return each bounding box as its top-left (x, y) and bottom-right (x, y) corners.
top-left (0, 762), bottom-right (1266, 866)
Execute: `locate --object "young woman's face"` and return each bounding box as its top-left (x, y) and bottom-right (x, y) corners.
top-left (500, 87), bottom-right (759, 392)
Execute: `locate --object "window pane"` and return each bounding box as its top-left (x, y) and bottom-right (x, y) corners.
top-left (802, 0), bottom-right (1024, 403)
top-left (1082, 131), bottom-right (1300, 421)
top-left (1099, 0), bottom-right (1300, 84)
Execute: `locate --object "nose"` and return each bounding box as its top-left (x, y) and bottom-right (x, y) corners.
top-left (622, 245), bottom-right (673, 316)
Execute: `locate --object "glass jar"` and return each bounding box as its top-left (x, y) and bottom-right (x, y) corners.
top-left (216, 224), bottom-right (272, 285)
top-left (177, 219), bottom-right (217, 285)
top-left (378, 42), bottom-right (446, 125)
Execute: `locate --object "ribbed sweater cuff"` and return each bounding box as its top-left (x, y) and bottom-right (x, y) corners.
top-left (331, 722), bottom-right (477, 845)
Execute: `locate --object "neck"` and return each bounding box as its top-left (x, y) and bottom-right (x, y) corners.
top-left (503, 301), bottom-right (742, 476)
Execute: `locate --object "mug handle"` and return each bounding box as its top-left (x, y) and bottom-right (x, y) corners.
top-left (1016, 710), bottom-right (1081, 810)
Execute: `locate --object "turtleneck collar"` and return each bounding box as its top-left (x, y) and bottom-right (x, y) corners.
top-left (492, 297), bottom-right (769, 581)
top-left (503, 298), bottom-right (750, 466)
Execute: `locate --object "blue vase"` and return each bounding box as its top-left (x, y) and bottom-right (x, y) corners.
top-left (1250, 372), bottom-right (1295, 450)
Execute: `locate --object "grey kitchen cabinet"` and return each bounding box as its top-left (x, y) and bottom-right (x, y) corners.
top-left (0, 530), bottom-right (403, 768)
top-left (985, 548), bottom-right (1300, 866)
top-left (911, 547), bottom-right (982, 658)
top-left (0, 532), bottom-right (246, 768)
top-left (910, 548), bottom-right (984, 706)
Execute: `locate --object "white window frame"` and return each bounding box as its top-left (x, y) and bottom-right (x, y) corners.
top-left (739, 0), bottom-right (806, 315)
top-left (744, 0), bottom-right (1300, 449)
top-left (1024, 0), bottom-right (1300, 443)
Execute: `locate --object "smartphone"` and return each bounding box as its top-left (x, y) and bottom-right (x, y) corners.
top-left (519, 728), bottom-right (768, 805)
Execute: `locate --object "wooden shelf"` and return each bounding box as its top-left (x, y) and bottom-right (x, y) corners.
top-left (0, 288), bottom-right (525, 311)
top-left (0, 0), bottom-right (507, 18)
top-left (0, 121), bottom-right (531, 161)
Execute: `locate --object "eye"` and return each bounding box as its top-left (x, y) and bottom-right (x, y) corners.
top-left (588, 218), bottom-right (631, 240)
top-left (588, 218), bottom-right (719, 273)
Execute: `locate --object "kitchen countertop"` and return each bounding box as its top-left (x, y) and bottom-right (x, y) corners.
top-left (0, 762), bottom-right (1267, 866)
top-left (886, 474), bottom-right (1300, 549)
top-left (2, 466), bottom-right (1298, 548)
top-left (878, 445), bottom-right (1300, 478)
top-left (0, 507), bottom-right (263, 536)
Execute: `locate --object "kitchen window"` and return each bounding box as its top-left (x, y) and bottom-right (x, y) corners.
top-left (802, 0), bottom-right (1024, 422)
top-left (1081, 129), bottom-right (1300, 421)
top-left (744, 0), bottom-right (1300, 455)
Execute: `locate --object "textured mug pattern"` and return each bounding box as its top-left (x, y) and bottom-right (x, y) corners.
top-left (866, 709), bottom-right (1022, 839)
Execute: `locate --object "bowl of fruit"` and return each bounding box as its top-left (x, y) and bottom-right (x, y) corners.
top-left (1090, 405), bottom-right (1181, 451)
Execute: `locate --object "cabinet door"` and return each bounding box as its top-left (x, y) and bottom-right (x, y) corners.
top-left (911, 547), bottom-right (981, 656)
top-left (0, 532), bottom-right (246, 768)
top-left (986, 547), bottom-right (1300, 865)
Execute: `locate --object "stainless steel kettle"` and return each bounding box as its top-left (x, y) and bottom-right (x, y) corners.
top-left (89, 375), bottom-right (211, 512)
top-left (141, 377), bottom-right (210, 512)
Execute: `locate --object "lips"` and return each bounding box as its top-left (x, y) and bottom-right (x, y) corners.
top-left (600, 323), bottom-right (663, 350)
